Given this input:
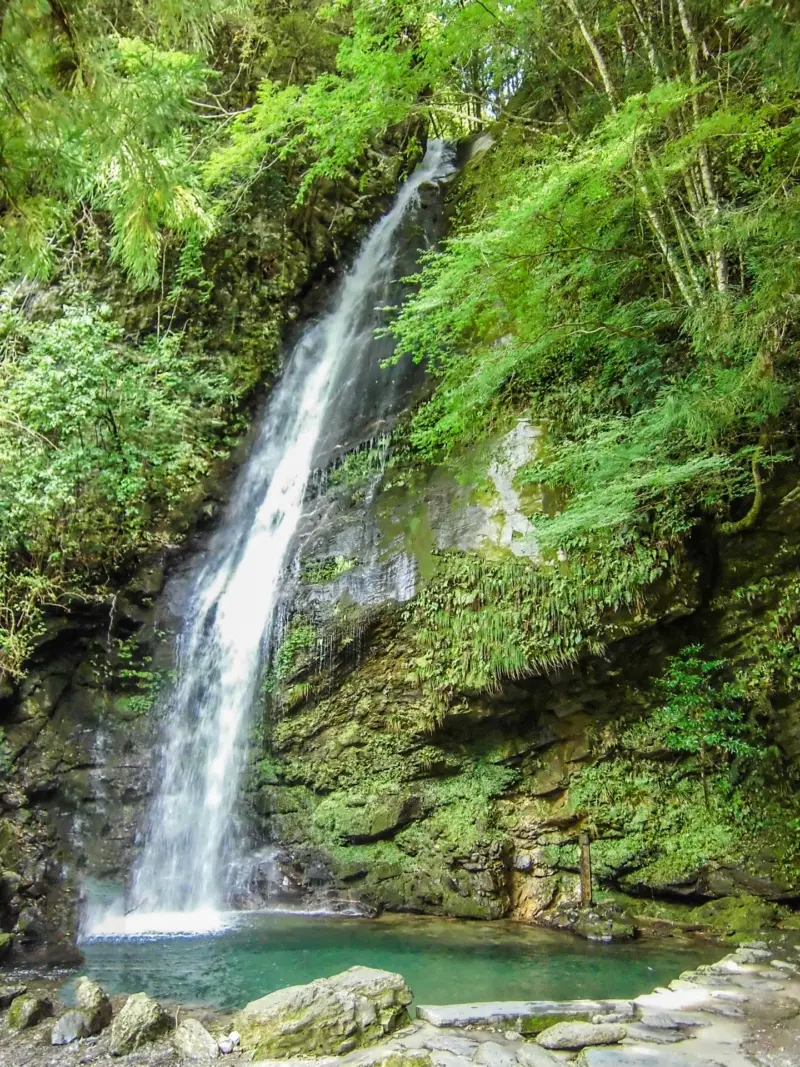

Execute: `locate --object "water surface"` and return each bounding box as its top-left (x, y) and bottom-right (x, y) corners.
top-left (70, 913), bottom-right (719, 1011)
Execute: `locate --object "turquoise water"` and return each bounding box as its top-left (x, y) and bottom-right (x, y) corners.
top-left (69, 912), bottom-right (719, 1011)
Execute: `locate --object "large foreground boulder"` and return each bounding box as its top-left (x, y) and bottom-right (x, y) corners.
top-left (110, 992), bottom-right (169, 1055)
top-left (233, 966), bottom-right (412, 1058)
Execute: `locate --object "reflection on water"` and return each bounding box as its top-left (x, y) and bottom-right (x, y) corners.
top-left (63, 913), bottom-right (719, 1011)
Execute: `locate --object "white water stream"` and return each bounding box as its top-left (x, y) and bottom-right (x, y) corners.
top-left (90, 142), bottom-right (452, 937)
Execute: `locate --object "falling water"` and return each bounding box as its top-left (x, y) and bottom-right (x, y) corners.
top-left (92, 141), bottom-right (453, 936)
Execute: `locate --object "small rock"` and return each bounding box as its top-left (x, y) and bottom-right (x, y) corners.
top-left (228, 1031), bottom-right (240, 1047)
top-left (0, 985), bottom-right (26, 1009)
top-left (503, 1031), bottom-right (522, 1041)
top-left (51, 1010), bottom-right (92, 1045)
top-left (110, 991), bottom-right (169, 1054)
top-left (537, 1023), bottom-right (626, 1050)
top-left (473, 1041), bottom-right (517, 1067)
top-left (218, 1037), bottom-right (234, 1055)
top-left (7, 993), bottom-right (53, 1032)
top-left (516, 1045), bottom-right (560, 1067)
top-left (740, 940), bottom-right (769, 950)
top-left (591, 1013), bottom-right (627, 1024)
top-left (173, 1018), bottom-right (219, 1061)
top-left (74, 976), bottom-right (113, 1034)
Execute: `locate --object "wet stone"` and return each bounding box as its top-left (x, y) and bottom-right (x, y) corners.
top-left (422, 1034), bottom-right (478, 1058)
top-left (472, 1041), bottom-right (517, 1067)
top-left (577, 1050), bottom-right (701, 1067)
top-left (515, 1046), bottom-right (560, 1067)
top-left (771, 959), bottom-right (800, 974)
top-left (638, 1012), bottom-right (705, 1030)
top-left (695, 1000), bottom-right (745, 1018)
top-left (623, 1025), bottom-right (689, 1045)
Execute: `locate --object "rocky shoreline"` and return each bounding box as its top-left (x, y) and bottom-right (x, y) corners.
top-left (1, 939), bottom-right (799, 1067)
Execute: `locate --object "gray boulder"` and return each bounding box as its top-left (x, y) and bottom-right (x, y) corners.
top-left (233, 965), bottom-right (412, 1058)
top-left (7, 993), bottom-right (53, 1032)
top-left (110, 992), bottom-right (169, 1055)
top-left (537, 1023), bottom-right (626, 1050)
top-left (173, 1018), bottom-right (219, 1061)
top-left (75, 976), bottom-right (113, 1034)
top-left (51, 1010), bottom-right (92, 1045)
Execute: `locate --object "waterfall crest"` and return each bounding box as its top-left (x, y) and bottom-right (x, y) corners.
top-left (90, 141), bottom-right (453, 937)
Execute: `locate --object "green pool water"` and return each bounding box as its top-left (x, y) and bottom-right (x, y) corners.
top-left (68, 912), bottom-right (720, 1011)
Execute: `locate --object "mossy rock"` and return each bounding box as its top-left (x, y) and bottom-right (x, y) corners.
top-left (689, 895), bottom-right (782, 942)
top-left (520, 1013), bottom-right (591, 1035)
top-left (110, 992), bottom-right (169, 1054)
top-left (7, 994), bottom-right (53, 1031)
top-left (234, 966), bottom-right (412, 1059)
top-left (0, 931), bottom-right (12, 958)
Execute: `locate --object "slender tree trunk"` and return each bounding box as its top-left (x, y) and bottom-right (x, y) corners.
top-left (564, 0), bottom-right (620, 107)
top-left (675, 0), bottom-right (728, 294)
top-left (565, 0), bottom-right (697, 305)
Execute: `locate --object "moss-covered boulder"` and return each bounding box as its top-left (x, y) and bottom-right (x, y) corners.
top-left (7, 993), bottom-right (53, 1031)
top-left (110, 992), bottom-right (169, 1054)
top-left (234, 966), bottom-right (412, 1059)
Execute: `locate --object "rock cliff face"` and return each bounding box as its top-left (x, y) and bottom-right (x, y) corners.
top-left (240, 425), bottom-right (800, 936)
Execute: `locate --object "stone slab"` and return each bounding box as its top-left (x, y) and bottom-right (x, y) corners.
top-left (472, 1040), bottom-right (517, 1067)
top-left (624, 1025), bottom-right (689, 1045)
top-left (416, 1002), bottom-right (634, 1029)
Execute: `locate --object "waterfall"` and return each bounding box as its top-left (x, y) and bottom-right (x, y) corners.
top-left (91, 141), bottom-right (453, 937)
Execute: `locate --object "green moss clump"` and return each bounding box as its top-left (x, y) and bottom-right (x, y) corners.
top-left (689, 896), bottom-right (783, 942)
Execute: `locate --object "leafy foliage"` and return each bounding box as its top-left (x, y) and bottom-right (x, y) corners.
top-left (0, 301), bottom-right (232, 675)
top-left (406, 538), bottom-right (676, 717)
top-left (567, 646), bottom-right (798, 888)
